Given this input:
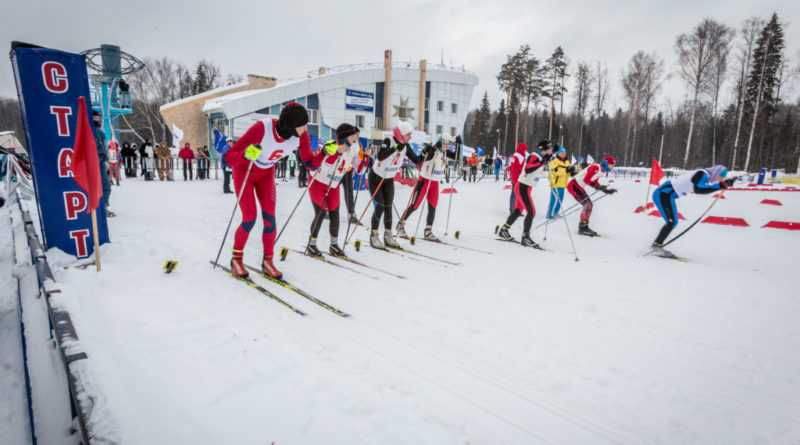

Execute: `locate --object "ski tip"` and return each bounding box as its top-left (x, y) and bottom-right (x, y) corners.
top-left (493, 226), bottom-right (498, 234)
top-left (279, 247), bottom-right (289, 261)
top-left (409, 236), bottom-right (416, 245)
top-left (454, 230), bottom-right (460, 239)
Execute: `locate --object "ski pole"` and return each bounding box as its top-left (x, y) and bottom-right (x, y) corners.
top-left (645, 184), bottom-right (730, 254)
top-left (411, 175), bottom-right (435, 244)
top-left (444, 141), bottom-right (463, 236)
top-left (303, 156), bottom-right (346, 253)
top-left (345, 175), bottom-right (387, 245)
top-left (213, 159), bottom-right (254, 270)
top-left (342, 166), bottom-right (366, 255)
top-left (275, 163), bottom-right (325, 244)
top-left (551, 186), bottom-right (579, 262)
top-left (533, 190), bottom-right (604, 231)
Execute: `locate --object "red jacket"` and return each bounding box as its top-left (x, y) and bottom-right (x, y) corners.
top-left (178, 147), bottom-right (194, 160)
top-left (509, 143), bottom-right (528, 184)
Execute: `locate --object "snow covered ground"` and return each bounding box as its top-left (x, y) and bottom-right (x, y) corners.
top-left (7, 172), bottom-right (800, 444)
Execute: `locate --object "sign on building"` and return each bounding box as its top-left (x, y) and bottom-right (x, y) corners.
top-left (233, 112), bottom-right (273, 138)
top-left (10, 43), bottom-right (110, 258)
top-left (345, 89), bottom-right (374, 112)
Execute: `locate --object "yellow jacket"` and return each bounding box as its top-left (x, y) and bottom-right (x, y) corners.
top-left (549, 157), bottom-right (572, 188)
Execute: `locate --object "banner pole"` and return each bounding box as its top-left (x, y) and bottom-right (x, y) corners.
top-left (91, 209), bottom-right (101, 272)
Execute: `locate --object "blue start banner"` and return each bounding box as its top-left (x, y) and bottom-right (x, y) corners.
top-left (10, 43), bottom-right (109, 258)
top-left (345, 89), bottom-right (374, 112)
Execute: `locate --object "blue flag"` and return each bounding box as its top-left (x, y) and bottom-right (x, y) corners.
top-left (476, 146), bottom-right (485, 156)
top-left (578, 155), bottom-right (584, 164)
top-left (214, 129), bottom-right (230, 168)
top-left (411, 143), bottom-right (424, 156)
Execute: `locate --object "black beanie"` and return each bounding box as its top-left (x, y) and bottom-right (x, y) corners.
top-left (537, 139), bottom-right (553, 150)
top-left (336, 123), bottom-right (357, 142)
top-left (277, 102), bottom-right (309, 138)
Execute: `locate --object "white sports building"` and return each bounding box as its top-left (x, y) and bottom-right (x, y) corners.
top-left (201, 50), bottom-right (478, 144)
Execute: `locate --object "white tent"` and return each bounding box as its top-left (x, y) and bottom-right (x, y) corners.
top-left (0, 131), bottom-right (26, 154)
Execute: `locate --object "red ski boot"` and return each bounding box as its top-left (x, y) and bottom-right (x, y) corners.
top-left (262, 254), bottom-right (283, 280)
top-left (230, 249), bottom-right (248, 278)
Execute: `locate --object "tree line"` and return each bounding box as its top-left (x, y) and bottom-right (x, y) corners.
top-left (466, 13), bottom-right (798, 173)
top-left (0, 58), bottom-right (241, 148)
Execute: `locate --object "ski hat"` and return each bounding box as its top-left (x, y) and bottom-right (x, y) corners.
top-left (437, 133), bottom-right (453, 146)
top-left (277, 102), bottom-right (309, 138)
top-left (537, 139), bottom-right (554, 151)
top-left (706, 165), bottom-right (727, 180)
top-left (515, 142), bottom-right (528, 154)
top-left (601, 156), bottom-right (616, 172)
top-left (556, 146), bottom-right (566, 156)
top-left (393, 121), bottom-right (414, 143)
top-left (336, 123), bottom-right (358, 142)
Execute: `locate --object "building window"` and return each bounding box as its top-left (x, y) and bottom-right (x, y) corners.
top-left (308, 109), bottom-right (319, 125)
top-left (437, 101), bottom-right (444, 112)
top-left (436, 125), bottom-right (443, 135)
top-left (450, 127), bottom-right (457, 137)
top-left (375, 116), bottom-right (383, 130)
top-left (355, 114), bottom-right (365, 128)
top-left (451, 103), bottom-right (457, 114)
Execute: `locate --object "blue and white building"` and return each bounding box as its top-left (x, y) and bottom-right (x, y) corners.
top-left (201, 50), bottom-right (478, 143)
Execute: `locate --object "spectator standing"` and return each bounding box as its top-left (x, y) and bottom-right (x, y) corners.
top-left (288, 150), bottom-right (297, 178)
top-left (296, 148), bottom-right (308, 187)
top-left (179, 142), bottom-right (194, 181)
top-left (216, 138), bottom-right (234, 193)
top-left (143, 139), bottom-right (155, 181)
top-left (196, 146), bottom-right (209, 180)
top-left (121, 141), bottom-right (136, 177)
top-left (156, 141), bottom-right (173, 181)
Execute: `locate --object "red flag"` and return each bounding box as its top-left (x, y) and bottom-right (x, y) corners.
top-left (72, 97), bottom-right (102, 213)
top-left (650, 158), bottom-right (665, 186)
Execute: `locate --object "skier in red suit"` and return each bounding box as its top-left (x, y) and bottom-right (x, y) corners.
top-left (224, 103), bottom-right (310, 279)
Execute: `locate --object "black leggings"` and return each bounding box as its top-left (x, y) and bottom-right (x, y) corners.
top-left (505, 183), bottom-right (535, 233)
top-left (310, 203), bottom-right (340, 240)
top-left (342, 170), bottom-right (355, 215)
top-left (401, 180), bottom-right (435, 227)
top-left (369, 170), bottom-right (395, 230)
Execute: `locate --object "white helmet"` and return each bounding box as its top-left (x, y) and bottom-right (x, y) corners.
top-left (437, 133), bottom-right (452, 146)
top-left (394, 120), bottom-right (414, 142)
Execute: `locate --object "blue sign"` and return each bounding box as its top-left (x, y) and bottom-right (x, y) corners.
top-left (11, 43), bottom-right (110, 258)
top-left (345, 89), bottom-right (374, 112)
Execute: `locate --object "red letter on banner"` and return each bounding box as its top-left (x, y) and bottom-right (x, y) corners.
top-left (42, 62), bottom-right (69, 93)
top-left (50, 106), bottom-right (72, 136)
top-left (58, 148), bottom-right (74, 178)
top-left (64, 191), bottom-right (87, 219)
top-left (69, 230), bottom-right (91, 258)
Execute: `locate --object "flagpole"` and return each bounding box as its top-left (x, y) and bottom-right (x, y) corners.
top-left (91, 209), bottom-right (101, 271)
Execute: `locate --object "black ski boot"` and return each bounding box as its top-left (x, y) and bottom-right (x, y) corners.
top-left (520, 233), bottom-right (540, 248)
top-left (329, 244), bottom-right (345, 257)
top-left (498, 224), bottom-right (513, 241)
top-left (305, 240), bottom-right (323, 257)
top-left (578, 221), bottom-right (597, 236)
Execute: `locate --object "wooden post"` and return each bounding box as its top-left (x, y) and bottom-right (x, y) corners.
top-left (91, 209), bottom-right (101, 272)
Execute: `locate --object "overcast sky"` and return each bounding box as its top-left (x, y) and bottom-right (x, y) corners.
top-left (2, 0), bottom-right (798, 117)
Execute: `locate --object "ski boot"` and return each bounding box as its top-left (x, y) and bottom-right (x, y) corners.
top-left (498, 224), bottom-right (513, 241)
top-left (578, 221), bottom-right (597, 237)
top-left (261, 254), bottom-right (283, 280)
top-left (305, 239), bottom-right (323, 257)
top-left (384, 230), bottom-right (401, 248)
top-left (231, 249), bottom-right (248, 278)
top-left (520, 233), bottom-right (540, 248)
top-left (369, 230), bottom-right (385, 249)
top-left (424, 228), bottom-right (440, 242)
top-left (348, 213), bottom-right (360, 225)
top-left (650, 242), bottom-right (676, 259)
top-left (329, 244), bottom-right (345, 257)
top-left (396, 222), bottom-right (408, 239)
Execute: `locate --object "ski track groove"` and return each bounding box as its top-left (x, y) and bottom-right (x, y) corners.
top-left (413, 274), bottom-right (800, 424)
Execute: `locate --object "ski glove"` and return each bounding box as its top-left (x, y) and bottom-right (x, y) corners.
top-left (244, 144), bottom-right (262, 161)
top-left (324, 140), bottom-right (338, 156)
top-left (722, 177), bottom-right (736, 188)
top-left (606, 188), bottom-right (617, 194)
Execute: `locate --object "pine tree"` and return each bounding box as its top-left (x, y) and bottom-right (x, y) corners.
top-left (472, 92), bottom-right (493, 153)
top-left (743, 13), bottom-right (784, 172)
top-left (491, 99), bottom-right (507, 156)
